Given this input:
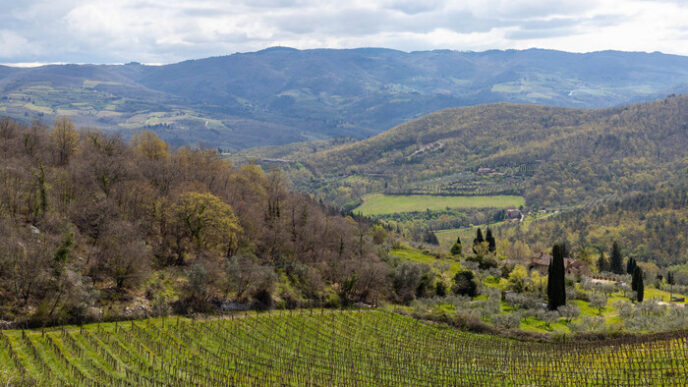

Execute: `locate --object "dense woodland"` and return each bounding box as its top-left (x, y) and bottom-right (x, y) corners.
top-left (0, 117), bottom-right (401, 326)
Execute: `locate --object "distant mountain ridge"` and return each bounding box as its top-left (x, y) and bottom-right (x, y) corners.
top-left (3, 47), bottom-right (688, 149)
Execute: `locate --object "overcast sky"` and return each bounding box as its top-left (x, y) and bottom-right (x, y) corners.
top-left (2, 0), bottom-right (688, 65)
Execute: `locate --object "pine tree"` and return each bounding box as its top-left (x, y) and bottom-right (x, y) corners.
top-left (632, 266), bottom-right (644, 302)
top-left (610, 241), bottom-right (623, 274)
top-left (597, 252), bottom-right (608, 273)
top-left (485, 228), bottom-right (496, 253)
top-left (547, 243), bottom-right (566, 310)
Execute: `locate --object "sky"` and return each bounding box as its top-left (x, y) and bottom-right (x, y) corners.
top-left (2, 0), bottom-right (688, 65)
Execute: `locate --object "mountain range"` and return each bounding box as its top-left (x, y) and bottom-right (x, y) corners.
top-left (3, 47), bottom-right (688, 149)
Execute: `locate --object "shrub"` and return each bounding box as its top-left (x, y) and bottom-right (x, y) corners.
top-left (452, 269), bottom-right (478, 297)
top-left (491, 312), bottom-right (521, 329)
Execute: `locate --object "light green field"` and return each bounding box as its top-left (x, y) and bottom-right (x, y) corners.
top-left (355, 194), bottom-right (524, 216)
top-left (389, 248), bottom-right (461, 274)
top-left (436, 227), bottom-right (484, 251)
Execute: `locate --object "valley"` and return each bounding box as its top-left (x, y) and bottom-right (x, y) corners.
top-left (5, 48), bottom-right (688, 150)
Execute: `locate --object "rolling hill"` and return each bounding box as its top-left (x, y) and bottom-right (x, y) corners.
top-left (4, 48), bottom-right (688, 149)
top-left (271, 94), bottom-right (688, 209)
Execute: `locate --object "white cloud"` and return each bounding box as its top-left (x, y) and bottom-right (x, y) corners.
top-left (2, 0), bottom-right (688, 63)
top-left (0, 30), bottom-right (36, 59)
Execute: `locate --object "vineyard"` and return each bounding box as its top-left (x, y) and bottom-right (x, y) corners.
top-left (1, 310), bottom-right (688, 386)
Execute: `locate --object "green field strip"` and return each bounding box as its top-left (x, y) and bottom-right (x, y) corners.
top-left (355, 193), bottom-right (525, 216)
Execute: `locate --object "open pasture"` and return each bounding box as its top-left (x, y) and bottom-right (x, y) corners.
top-left (355, 194), bottom-right (524, 216)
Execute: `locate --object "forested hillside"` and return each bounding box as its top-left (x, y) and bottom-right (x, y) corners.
top-left (284, 94), bottom-right (688, 209)
top-left (4, 48), bottom-right (688, 149)
top-left (495, 185), bottom-right (688, 268)
top-left (0, 117), bottom-right (393, 327)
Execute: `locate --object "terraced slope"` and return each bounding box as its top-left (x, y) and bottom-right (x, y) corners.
top-left (1, 310), bottom-right (687, 386)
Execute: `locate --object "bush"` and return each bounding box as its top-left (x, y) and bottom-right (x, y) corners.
top-left (491, 312), bottom-right (521, 329)
top-left (466, 254), bottom-right (498, 270)
top-left (435, 281), bottom-right (447, 297)
top-left (452, 270), bottom-right (478, 297)
top-left (557, 304), bottom-right (580, 322)
top-left (504, 292), bottom-right (544, 310)
top-left (450, 242), bottom-right (462, 256)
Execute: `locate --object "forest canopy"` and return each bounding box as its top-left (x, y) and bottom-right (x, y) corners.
top-left (0, 117), bottom-right (391, 326)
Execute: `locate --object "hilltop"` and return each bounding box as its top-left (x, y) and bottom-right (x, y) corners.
top-left (4, 48), bottom-right (688, 149)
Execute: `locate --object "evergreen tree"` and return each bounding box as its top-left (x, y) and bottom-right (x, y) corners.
top-left (667, 271), bottom-right (675, 300)
top-left (597, 252), bottom-right (609, 273)
top-left (423, 230), bottom-right (439, 245)
top-left (547, 243), bottom-right (566, 310)
top-left (472, 228), bottom-right (484, 254)
top-left (626, 257), bottom-right (637, 275)
top-left (610, 241), bottom-right (624, 274)
top-left (450, 241), bottom-right (462, 256)
top-left (631, 266), bottom-right (644, 302)
top-left (485, 227), bottom-right (496, 253)
top-left (456, 235), bottom-right (462, 245)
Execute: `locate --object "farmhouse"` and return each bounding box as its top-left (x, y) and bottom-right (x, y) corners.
top-left (528, 252), bottom-right (587, 275)
top-left (477, 167), bottom-right (495, 175)
top-left (505, 209), bottom-right (522, 222)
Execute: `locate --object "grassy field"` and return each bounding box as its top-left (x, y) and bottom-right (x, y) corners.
top-left (436, 227), bottom-right (484, 251)
top-left (1, 309), bottom-right (688, 386)
top-left (389, 248), bottom-right (461, 274)
top-left (354, 194), bottom-right (524, 216)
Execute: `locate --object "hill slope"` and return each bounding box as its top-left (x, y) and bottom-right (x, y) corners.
top-left (4, 48), bottom-right (688, 149)
top-left (2, 310), bottom-right (688, 386)
top-left (286, 94), bottom-right (688, 208)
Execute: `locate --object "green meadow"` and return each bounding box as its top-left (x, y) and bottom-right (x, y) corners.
top-left (355, 194), bottom-right (524, 216)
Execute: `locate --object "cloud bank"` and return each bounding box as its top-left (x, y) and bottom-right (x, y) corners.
top-left (1, 0), bottom-right (688, 64)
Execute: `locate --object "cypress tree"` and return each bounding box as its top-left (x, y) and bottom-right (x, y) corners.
top-left (450, 240), bottom-right (462, 256)
top-left (610, 241), bottom-right (623, 274)
top-left (632, 266), bottom-right (644, 303)
top-left (597, 252), bottom-right (608, 273)
top-left (475, 229), bottom-right (484, 243)
top-left (547, 243), bottom-right (566, 310)
top-left (485, 228), bottom-right (496, 253)
top-left (472, 228), bottom-right (484, 254)
top-left (667, 271), bottom-right (675, 300)
top-left (626, 257), bottom-right (637, 275)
